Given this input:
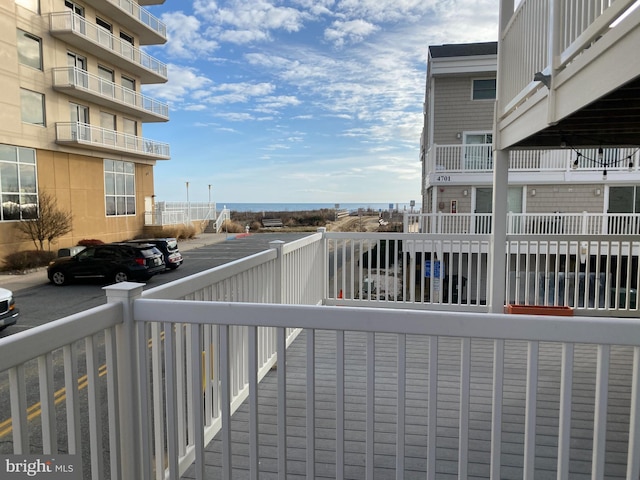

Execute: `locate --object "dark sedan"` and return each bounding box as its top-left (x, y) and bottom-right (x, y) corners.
top-left (47, 243), bottom-right (165, 286)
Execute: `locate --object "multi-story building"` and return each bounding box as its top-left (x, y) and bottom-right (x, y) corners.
top-left (420, 41), bottom-right (640, 236)
top-left (0, 0), bottom-right (169, 256)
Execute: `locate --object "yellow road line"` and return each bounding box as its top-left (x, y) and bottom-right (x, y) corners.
top-left (0, 364), bottom-right (108, 438)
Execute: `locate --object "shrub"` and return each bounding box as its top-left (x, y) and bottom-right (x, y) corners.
top-left (250, 221), bottom-right (262, 231)
top-left (78, 239), bottom-right (105, 246)
top-left (221, 220), bottom-right (245, 233)
top-left (3, 250), bottom-right (56, 272)
top-left (178, 225), bottom-right (196, 240)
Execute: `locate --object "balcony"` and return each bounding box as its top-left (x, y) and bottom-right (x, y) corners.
top-left (496, 0), bottom-right (640, 149)
top-left (425, 144), bottom-right (640, 187)
top-left (1, 230), bottom-right (640, 479)
top-left (404, 211), bottom-right (640, 235)
top-left (49, 11), bottom-right (167, 84)
top-left (52, 67), bottom-right (168, 122)
top-left (55, 121), bottom-right (170, 159)
top-left (81, 0), bottom-right (167, 45)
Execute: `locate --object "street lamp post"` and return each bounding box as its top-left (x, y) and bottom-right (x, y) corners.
top-left (186, 181), bottom-right (190, 223)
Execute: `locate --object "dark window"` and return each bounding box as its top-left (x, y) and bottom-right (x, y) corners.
top-left (472, 79), bottom-right (496, 100)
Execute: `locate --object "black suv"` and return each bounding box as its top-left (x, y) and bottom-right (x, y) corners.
top-left (47, 243), bottom-right (165, 286)
top-left (127, 238), bottom-right (183, 269)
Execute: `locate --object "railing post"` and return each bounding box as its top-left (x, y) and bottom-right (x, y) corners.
top-left (270, 240), bottom-right (286, 304)
top-left (489, 149), bottom-right (509, 313)
top-left (403, 212), bottom-right (408, 233)
top-left (317, 228), bottom-right (328, 302)
top-left (104, 282), bottom-right (145, 480)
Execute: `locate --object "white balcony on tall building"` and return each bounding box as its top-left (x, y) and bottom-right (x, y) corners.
top-left (55, 122), bottom-right (170, 159)
top-left (52, 67), bottom-right (169, 122)
top-left (49, 11), bottom-right (168, 84)
top-left (81, 0), bottom-right (167, 45)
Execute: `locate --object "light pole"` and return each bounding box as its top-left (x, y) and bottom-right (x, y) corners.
top-left (186, 181), bottom-right (190, 223)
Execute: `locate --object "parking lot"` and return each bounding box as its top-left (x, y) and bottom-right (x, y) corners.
top-left (0, 232), bottom-right (310, 336)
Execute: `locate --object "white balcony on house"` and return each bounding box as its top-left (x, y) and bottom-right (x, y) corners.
top-left (52, 67), bottom-right (169, 122)
top-left (404, 211), bottom-right (640, 235)
top-left (496, 0), bottom-right (640, 150)
top-left (425, 144), bottom-right (640, 187)
top-left (49, 11), bottom-right (168, 84)
top-left (55, 121), bottom-right (170, 159)
top-left (2, 231), bottom-right (640, 480)
top-left (81, 0), bottom-right (167, 45)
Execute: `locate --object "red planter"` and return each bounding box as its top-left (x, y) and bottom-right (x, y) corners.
top-left (506, 304), bottom-right (574, 316)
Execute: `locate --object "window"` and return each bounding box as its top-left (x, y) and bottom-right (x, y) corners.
top-left (123, 118), bottom-right (137, 150)
top-left (20, 89), bottom-right (45, 126)
top-left (64, 0), bottom-right (83, 16)
top-left (17, 30), bottom-right (42, 70)
top-left (0, 144), bottom-right (38, 221)
top-left (122, 76), bottom-right (136, 104)
top-left (16, 0), bottom-right (39, 13)
top-left (96, 18), bottom-right (112, 48)
top-left (472, 78), bottom-right (496, 100)
top-left (104, 160), bottom-right (135, 216)
top-left (98, 65), bottom-right (115, 98)
top-left (119, 30), bottom-right (134, 59)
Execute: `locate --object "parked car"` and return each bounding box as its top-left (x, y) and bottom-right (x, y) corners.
top-left (0, 287), bottom-right (19, 330)
top-left (47, 243), bottom-right (165, 286)
top-left (127, 238), bottom-right (183, 269)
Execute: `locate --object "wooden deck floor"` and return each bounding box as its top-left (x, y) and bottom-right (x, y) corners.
top-left (183, 330), bottom-right (634, 479)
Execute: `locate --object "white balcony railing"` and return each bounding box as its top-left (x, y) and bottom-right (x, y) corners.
top-left (49, 11), bottom-right (167, 82)
top-left (427, 144), bottom-right (640, 174)
top-left (499, 0), bottom-right (639, 116)
top-left (55, 121), bottom-right (170, 159)
top-left (405, 211), bottom-right (640, 235)
top-left (2, 231), bottom-right (640, 479)
top-left (52, 67), bottom-right (169, 120)
top-left (108, 0), bottom-right (166, 39)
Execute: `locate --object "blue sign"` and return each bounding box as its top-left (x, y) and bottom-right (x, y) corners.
top-left (425, 260), bottom-right (442, 278)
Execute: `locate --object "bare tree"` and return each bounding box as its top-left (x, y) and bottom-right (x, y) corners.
top-left (15, 192), bottom-right (73, 251)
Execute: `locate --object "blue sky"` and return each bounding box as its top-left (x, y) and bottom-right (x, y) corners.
top-left (141, 0), bottom-right (498, 204)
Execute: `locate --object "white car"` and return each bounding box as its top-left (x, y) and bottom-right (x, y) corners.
top-left (0, 287), bottom-right (19, 331)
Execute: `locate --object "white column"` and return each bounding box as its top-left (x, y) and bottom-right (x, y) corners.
top-left (489, 149), bottom-right (509, 313)
top-left (104, 282), bottom-right (145, 479)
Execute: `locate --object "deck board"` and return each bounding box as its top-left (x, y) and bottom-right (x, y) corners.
top-left (182, 330), bottom-right (634, 479)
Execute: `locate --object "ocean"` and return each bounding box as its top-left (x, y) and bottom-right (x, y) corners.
top-left (218, 202), bottom-right (414, 213)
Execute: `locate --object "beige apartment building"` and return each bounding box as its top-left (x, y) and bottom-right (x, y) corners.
top-left (0, 0), bottom-right (169, 257)
top-left (420, 42), bottom-right (640, 235)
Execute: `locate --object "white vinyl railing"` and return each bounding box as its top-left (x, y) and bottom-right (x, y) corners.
top-left (49, 11), bottom-right (167, 80)
top-left (405, 212), bottom-right (640, 236)
top-left (427, 144), bottom-right (639, 174)
top-left (52, 67), bottom-right (169, 119)
top-left (1, 231), bottom-right (640, 479)
top-left (499, 0), bottom-right (639, 114)
top-left (55, 122), bottom-right (170, 158)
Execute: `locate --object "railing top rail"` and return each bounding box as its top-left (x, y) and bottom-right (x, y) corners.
top-left (0, 303), bottom-right (121, 371)
top-left (281, 231), bottom-right (323, 254)
top-left (133, 300), bottom-right (640, 346)
top-left (325, 231), bottom-right (493, 241)
top-left (143, 249), bottom-right (277, 300)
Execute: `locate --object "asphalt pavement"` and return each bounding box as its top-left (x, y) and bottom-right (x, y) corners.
top-left (0, 232), bottom-right (235, 293)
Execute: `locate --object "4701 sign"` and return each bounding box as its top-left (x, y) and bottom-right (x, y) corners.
top-left (435, 175), bottom-right (452, 182)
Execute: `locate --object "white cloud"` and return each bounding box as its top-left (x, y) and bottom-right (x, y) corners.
top-left (324, 19), bottom-right (379, 46)
top-left (143, 64), bottom-right (212, 103)
top-left (162, 11), bottom-right (218, 59)
top-left (194, 0), bottom-right (310, 44)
